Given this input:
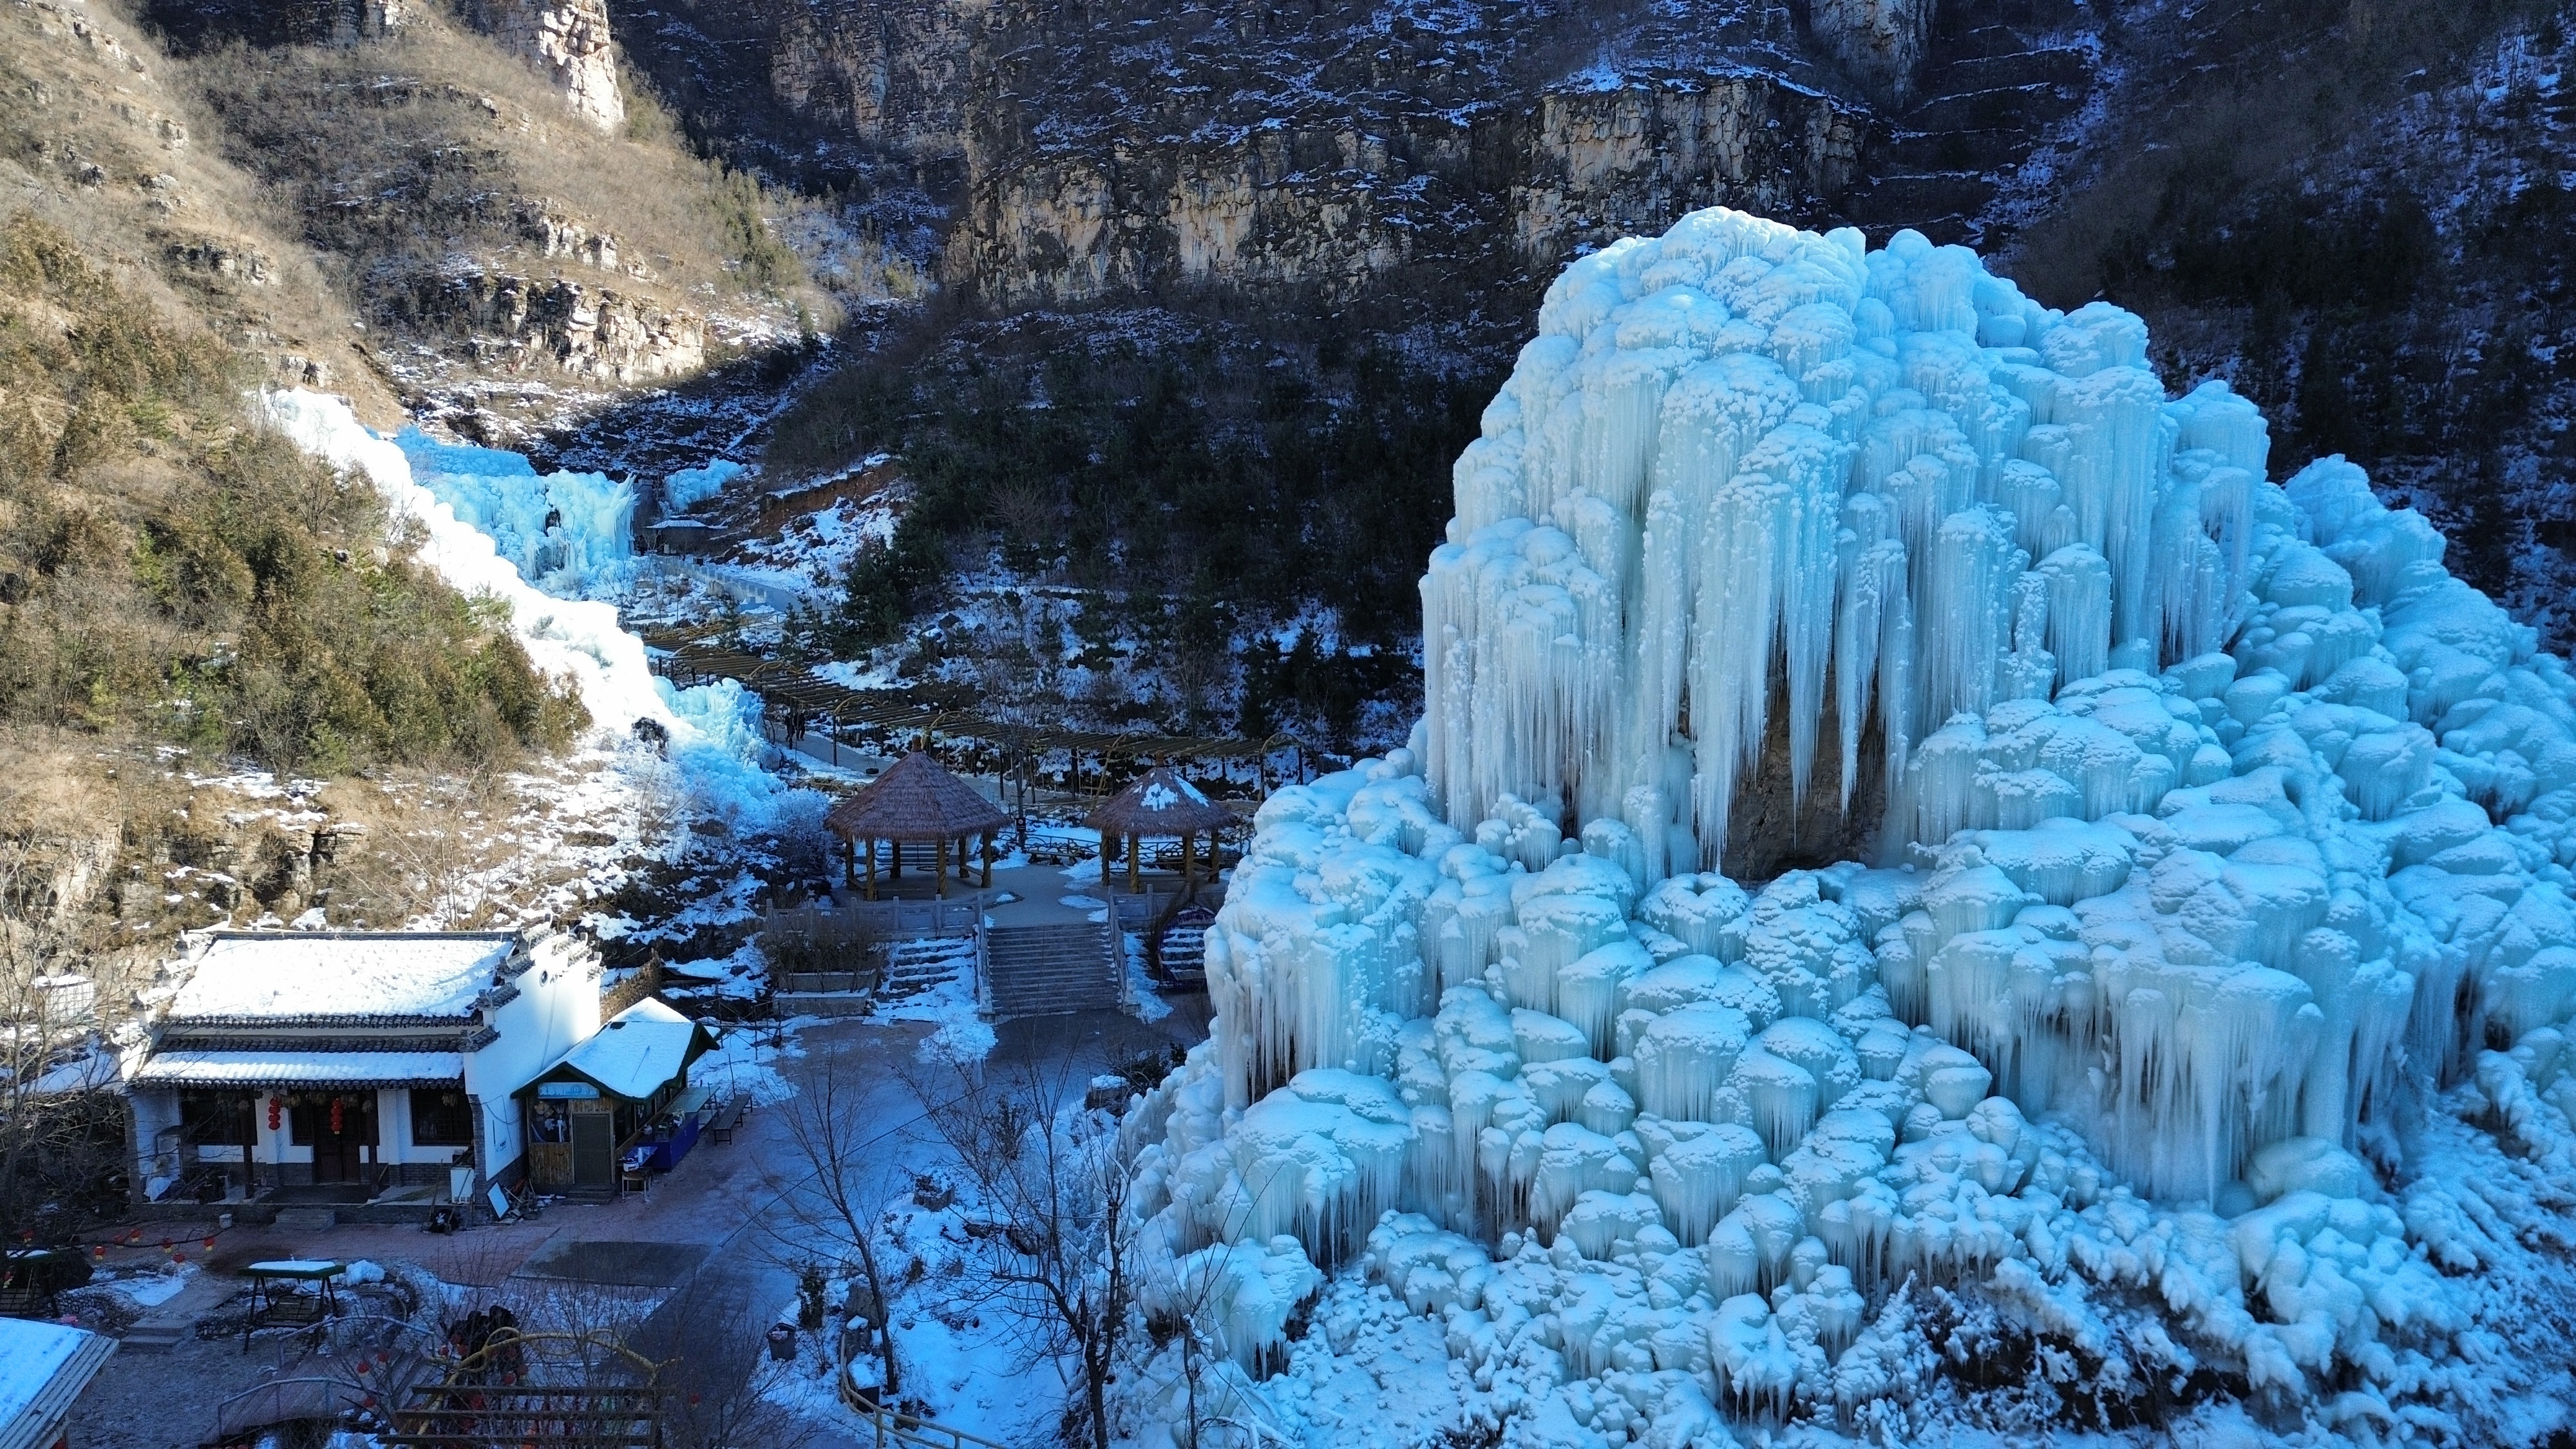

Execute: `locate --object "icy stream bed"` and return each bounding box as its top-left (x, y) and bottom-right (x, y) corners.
top-left (1115, 213), bottom-right (2576, 1446)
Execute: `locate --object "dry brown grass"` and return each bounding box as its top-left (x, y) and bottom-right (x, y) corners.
top-left (157, 3), bottom-right (824, 336)
top-left (0, 0), bottom-right (397, 419)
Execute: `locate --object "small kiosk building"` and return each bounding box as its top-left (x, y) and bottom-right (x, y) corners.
top-left (515, 999), bottom-right (719, 1195)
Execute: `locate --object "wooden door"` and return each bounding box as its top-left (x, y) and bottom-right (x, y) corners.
top-left (312, 1095), bottom-right (375, 1184)
top-left (571, 1108), bottom-right (614, 1190)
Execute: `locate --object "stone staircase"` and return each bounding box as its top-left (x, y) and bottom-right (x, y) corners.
top-left (1151, 904), bottom-right (1215, 987)
top-left (1846, 0), bottom-right (2101, 243)
top-left (881, 937), bottom-right (971, 1001)
top-left (981, 923), bottom-right (1122, 1018)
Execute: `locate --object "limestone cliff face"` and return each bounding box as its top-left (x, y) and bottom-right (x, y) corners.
top-left (688, 1), bottom-right (1878, 306)
top-left (614, 0), bottom-right (2111, 308)
top-left (766, 0), bottom-right (985, 161)
top-left (1801, 0), bottom-right (1938, 106)
top-left (1510, 79), bottom-right (1868, 268)
top-left (945, 74), bottom-right (1866, 307)
top-left (460, 0), bottom-right (623, 131)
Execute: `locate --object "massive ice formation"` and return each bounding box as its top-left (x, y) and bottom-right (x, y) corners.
top-left (1126, 211), bottom-right (2576, 1437)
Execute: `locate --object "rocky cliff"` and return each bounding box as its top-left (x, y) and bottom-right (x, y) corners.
top-left (457, 0), bottom-right (623, 131)
top-left (623, 0), bottom-right (2101, 310)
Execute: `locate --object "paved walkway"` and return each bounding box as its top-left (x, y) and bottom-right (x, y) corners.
top-left (69, 1005), bottom-right (1209, 1448)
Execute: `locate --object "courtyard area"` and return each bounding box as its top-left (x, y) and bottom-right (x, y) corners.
top-left (63, 1005), bottom-right (1202, 1449)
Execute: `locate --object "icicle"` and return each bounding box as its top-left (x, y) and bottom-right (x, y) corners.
top-left (1916, 506), bottom-right (2027, 730)
top-left (2036, 544), bottom-right (2112, 688)
top-left (2054, 364), bottom-right (2172, 661)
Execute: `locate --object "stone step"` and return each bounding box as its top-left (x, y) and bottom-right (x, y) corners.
top-left (120, 1321), bottom-right (187, 1352)
top-left (983, 923), bottom-right (1117, 1016)
top-left (272, 1206), bottom-right (338, 1231)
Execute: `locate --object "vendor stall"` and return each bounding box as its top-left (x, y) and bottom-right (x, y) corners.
top-left (513, 1000), bottom-right (718, 1197)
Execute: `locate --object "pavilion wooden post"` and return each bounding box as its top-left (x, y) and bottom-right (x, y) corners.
top-left (865, 839), bottom-right (878, 901)
top-left (1127, 831), bottom-right (1141, 893)
top-left (935, 837), bottom-right (948, 899)
top-left (980, 832), bottom-right (993, 888)
top-left (1180, 830), bottom-right (1194, 888)
top-left (843, 840), bottom-right (855, 886)
top-left (890, 839), bottom-right (902, 880)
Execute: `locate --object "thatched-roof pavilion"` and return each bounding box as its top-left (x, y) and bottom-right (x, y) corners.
top-left (824, 752), bottom-right (1010, 898)
top-left (1086, 767), bottom-right (1239, 892)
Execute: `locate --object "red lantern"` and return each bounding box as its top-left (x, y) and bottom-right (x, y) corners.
top-left (267, 1096), bottom-right (282, 1132)
top-left (329, 1097), bottom-right (345, 1135)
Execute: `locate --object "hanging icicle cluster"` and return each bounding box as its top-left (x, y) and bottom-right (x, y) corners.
top-left (1420, 214), bottom-right (2266, 874)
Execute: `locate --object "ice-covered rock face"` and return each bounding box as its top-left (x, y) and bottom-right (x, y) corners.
top-left (1126, 210), bottom-right (2576, 1435)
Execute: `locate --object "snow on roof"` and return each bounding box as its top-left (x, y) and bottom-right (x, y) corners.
top-left (1086, 766), bottom-right (1236, 836)
top-left (168, 932), bottom-right (517, 1023)
top-left (27, 1052), bottom-right (118, 1097)
top-left (133, 1050), bottom-right (465, 1089)
top-left (538, 999), bottom-right (712, 1102)
top-left (0, 1318), bottom-right (114, 1449)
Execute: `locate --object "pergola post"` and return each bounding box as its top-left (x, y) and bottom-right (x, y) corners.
top-left (843, 840), bottom-right (856, 886)
top-left (935, 837), bottom-right (948, 899)
top-left (1127, 831), bottom-right (1141, 894)
top-left (891, 839), bottom-right (902, 880)
top-left (980, 832), bottom-right (993, 888)
top-left (1180, 829), bottom-right (1194, 888)
top-left (865, 838), bottom-right (878, 902)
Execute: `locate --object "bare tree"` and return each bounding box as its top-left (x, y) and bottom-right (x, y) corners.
top-left (759, 1044), bottom-right (905, 1402)
top-left (634, 1276), bottom-right (821, 1449)
top-left (0, 833), bottom-right (124, 1247)
top-left (905, 1054), bottom-right (1141, 1449)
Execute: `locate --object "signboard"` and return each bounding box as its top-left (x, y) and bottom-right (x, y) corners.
top-left (536, 1081), bottom-right (600, 1099)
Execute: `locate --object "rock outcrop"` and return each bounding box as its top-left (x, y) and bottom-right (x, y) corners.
top-left (1801, 0), bottom-right (1939, 106)
top-left (621, 1), bottom-right (2099, 307)
top-left (458, 0), bottom-right (623, 131)
top-left (398, 269), bottom-right (704, 383)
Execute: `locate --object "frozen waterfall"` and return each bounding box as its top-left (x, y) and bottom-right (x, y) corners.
top-left (1126, 209), bottom-right (2576, 1439)
top-left (261, 391), bottom-right (800, 828)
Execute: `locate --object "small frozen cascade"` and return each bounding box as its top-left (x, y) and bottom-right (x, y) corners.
top-left (263, 391), bottom-right (805, 829)
top-left (1123, 211), bottom-right (2576, 1443)
top-left (397, 429), bottom-right (638, 596)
